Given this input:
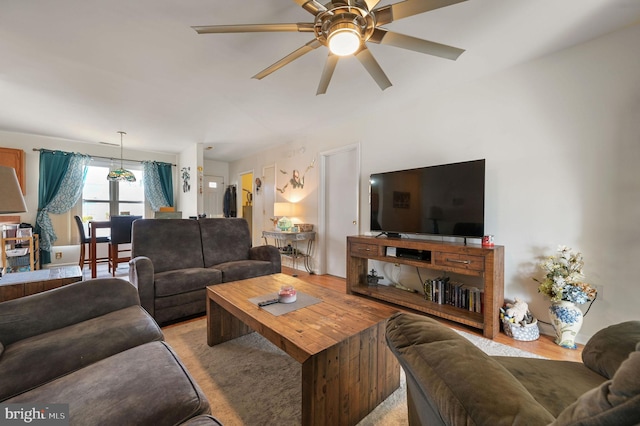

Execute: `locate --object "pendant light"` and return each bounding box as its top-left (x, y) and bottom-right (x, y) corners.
top-left (106, 131), bottom-right (136, 182)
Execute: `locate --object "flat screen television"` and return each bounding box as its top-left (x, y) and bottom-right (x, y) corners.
top-left (370, 159), bottom-right (485, 238)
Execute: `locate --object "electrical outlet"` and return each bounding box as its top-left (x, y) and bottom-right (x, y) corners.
top-left (55, 252), bottom-right (63, 259)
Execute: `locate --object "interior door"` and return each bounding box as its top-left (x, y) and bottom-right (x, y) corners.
top-left (203, 175), bottom-right (224, 218)
top-left (323, 145), bottom-right (359, 278)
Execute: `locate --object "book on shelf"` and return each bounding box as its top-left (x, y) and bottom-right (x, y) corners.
top-left (422, 276), bottom-right (484, 313)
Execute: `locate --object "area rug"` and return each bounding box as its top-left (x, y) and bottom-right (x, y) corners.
top-left (163, 318), bottom-right (544, 426)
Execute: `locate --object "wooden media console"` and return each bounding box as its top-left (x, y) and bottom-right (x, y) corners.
top-left (347, 235), bottom-right (504, 338)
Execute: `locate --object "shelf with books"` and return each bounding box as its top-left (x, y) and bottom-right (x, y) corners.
top-left (346, 235), bottom-right (504, 338)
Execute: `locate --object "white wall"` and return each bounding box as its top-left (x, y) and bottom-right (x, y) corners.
top-left (204, 159), bottom-right (229, 186)
top-left (177, 143), bottom-right (203, 218)
top-left (230, 23), bottom-right (640, 342)
top-left (230, 144), bottom-right (320, 262)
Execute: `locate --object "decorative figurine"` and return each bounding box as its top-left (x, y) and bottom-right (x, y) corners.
top-left (367, 269), bottom-right (383, 286)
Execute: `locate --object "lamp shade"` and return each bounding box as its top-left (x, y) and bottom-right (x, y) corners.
top-left (0, 166), bottom-right (28, 214)
top-left (107, 131), bottom-right (136, 182)
top-left (273, 202), bottom-right (293, 217)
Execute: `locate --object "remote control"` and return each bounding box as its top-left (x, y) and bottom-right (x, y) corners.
top-left (258, 298), bottom-right (280, 307)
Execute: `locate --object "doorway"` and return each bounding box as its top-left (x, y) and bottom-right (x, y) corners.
top-left (203, 175), bottom-right (224, 218)
top-left (319, 144), bottom-right (360, 277)
top-left (239, 171), bottom-right (254, 238)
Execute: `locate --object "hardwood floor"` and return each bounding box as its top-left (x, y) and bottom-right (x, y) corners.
top-left (89, 263), bottom-right (582, 362)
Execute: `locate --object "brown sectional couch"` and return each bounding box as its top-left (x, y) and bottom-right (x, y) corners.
top-left (129, 218), bottom-right (281, 325)
top-left (386, 312), bottom-right (640, 426)
top-left (0, 278), bottom-right (220, 425)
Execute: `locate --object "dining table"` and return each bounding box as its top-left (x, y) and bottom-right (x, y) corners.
top-left (89, 220), bottom-right (110, 278)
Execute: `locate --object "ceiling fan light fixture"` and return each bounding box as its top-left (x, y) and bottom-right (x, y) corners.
top-left (325, 13), bottom-right (363, 56)
top-left (328, 28), bottom-right (360, 56)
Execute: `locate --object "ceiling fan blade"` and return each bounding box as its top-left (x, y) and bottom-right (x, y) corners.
top-left (316, 54), bottom-right (339, 95)
top-left (192, 23), bottom-right (314, 34)
top-left (292, 0), bottom-right (328, 15)
top-left (375, 0), bottom-right (467, 25)
top-left (369, 28), bottom-right (464, 60)
top-left (363, 0), bottom-right (383, 11)
top-left (253, 39), bottom-right (323, 80)
top-left (355, 47), bottom-right (392, 91)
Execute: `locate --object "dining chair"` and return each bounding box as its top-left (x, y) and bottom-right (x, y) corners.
top-left (109, 215), bottom-right (142, 276)
top-left (74, 215), bottom-right (110, 270)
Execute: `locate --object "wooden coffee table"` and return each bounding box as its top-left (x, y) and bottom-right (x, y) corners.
top-left (0, 265), bottom-right (83, 302)
top-left (206, 273), bottom-right (401, 426)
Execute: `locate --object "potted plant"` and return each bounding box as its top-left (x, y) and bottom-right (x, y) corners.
top-left (534, 245), bottom-right (597, 349)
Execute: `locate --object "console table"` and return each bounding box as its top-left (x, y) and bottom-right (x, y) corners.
top-left (262, 230), bottom-right (315, 275)
top-left (0, 265), bottom-right (83, 302)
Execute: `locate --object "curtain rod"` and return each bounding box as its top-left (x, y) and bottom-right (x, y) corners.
top-left (32, 148), bottom-right (176, 166)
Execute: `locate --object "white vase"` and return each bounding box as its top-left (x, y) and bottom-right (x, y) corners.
top-left (548, 301), bottom-right (583, 349)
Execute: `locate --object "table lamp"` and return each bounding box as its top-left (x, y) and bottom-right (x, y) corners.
top-left (0, 166), bottom-right (27, 214)
top-left (273, 202), bottom-right (293, 231)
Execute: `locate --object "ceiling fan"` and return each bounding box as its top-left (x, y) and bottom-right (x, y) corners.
top-left (193, 0), bottom-right (467, 95)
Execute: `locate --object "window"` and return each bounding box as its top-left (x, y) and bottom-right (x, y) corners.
top-left (81, 164), bottom-right (144, 236)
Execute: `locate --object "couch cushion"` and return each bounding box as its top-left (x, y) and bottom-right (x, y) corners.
top-left (495, 357), bottom-right (607, 417)
top-left (199, 218), bottom-right (252, 267)
top-left (154, 290), bottom-right (207, 325)
top-left (216, 260), bottom-right (275, 282)
top-left (154, 268), bottom-right (222, 297)
top-left (0, 278), bottom-right (141, 346)
top-left (582, 321), bottom-right (640, 379)
top-left (551, 345), bottom-right (640, 426)
top-left (6, 341), bottom-right (211, 425)
top-left (132, 219), bottom-right (205, 273)
top-left (0, 305), bottom-right (163, 401)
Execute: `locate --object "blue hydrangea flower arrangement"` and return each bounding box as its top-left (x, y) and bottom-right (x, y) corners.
top-left (534, 245), bottom-right (597, 305)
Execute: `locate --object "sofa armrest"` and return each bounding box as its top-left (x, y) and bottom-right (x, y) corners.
top-left (0, 278), bottom-right (140, 346)
top-left (129, 256), bottom-right (155, 317)
top-left (249, 245), bottom-right (281, 273)
top-left (386, 312), bottom-right (556, 426)
top-left (582, 321), bottom-right (640, 379)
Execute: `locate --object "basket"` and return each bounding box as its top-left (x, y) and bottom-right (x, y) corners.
top-left (8, 254), bottom-right (31, 267)
top-left (503, 318), bottom-right (540, 341)
top-left (297, 224), bottom-right (313, 232)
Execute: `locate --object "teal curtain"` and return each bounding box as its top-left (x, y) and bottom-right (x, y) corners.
top-left (158, 162), bottom-right (173, 207)
top-left (35, 150), bottom-right (91, 264)
top-left (143, 161), bottom-right (174, 211)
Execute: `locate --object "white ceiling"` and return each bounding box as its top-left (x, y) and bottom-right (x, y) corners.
top-left (2, 0), bottom-right (640, 162)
